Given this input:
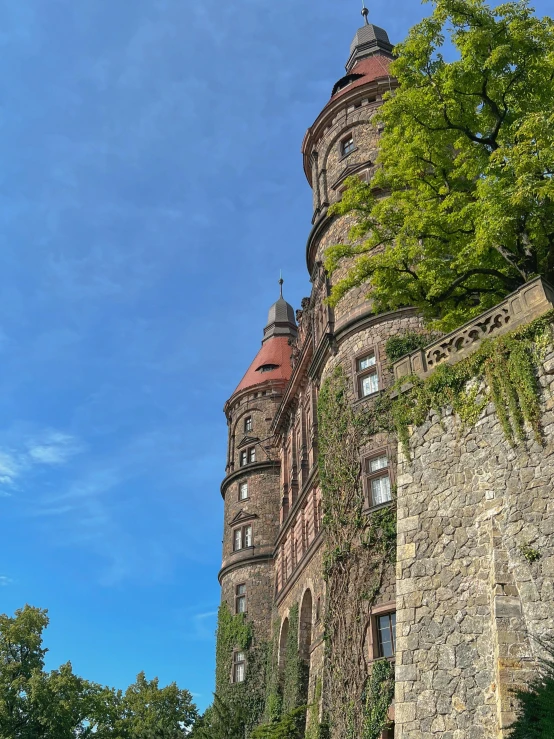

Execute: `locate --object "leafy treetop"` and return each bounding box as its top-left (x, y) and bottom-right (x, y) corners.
top-left (0, 604), bottom-right (197, 739)
top-left (325, 0), bottom-right (554, 331)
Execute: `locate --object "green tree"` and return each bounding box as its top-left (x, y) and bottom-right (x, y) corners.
top-left (0, 605), bottom-right (197, 739)
top-left (325, 0), bottom-right (554, 331)
top-left (113, 672), bottom-right (197, 739)
top-left (510, 639), bottom-right (554, 739)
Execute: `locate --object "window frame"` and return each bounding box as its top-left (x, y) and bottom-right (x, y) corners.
top-left (363, 448), bottom-right (394, 509)
top-left (366, 603), bottom-right (396, 663)
top-left (235, 584), bottom-right (247, 614)
top-left (233, 524), bottom-right (253, 552)
top-left (340, 133), bottom-right (356, 157)
top-left (353, 347), bottom-right (382, 400)
top-left (239, 481), bottom-right (249, 501)
top-left (240, 446), bottom-right (256, 467)
top-left (232, 650), bottom-right (246, 683)
top-left (244, 416), bottom-right (252, 433)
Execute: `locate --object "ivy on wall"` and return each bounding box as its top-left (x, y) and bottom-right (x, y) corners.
top-left (392, 313), bottom-right (554, 455)
top-left (318, 366), bottom-right (396, 739)
top-left (208, 603), bottom-right (267, 737)
top-left (256, 605), bottom-right (310, 738)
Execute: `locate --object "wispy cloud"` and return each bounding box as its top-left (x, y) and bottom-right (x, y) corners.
top-left (0, 429), bottom-right (83, 495)
top-left (0, 576), bottom-right (13, 587)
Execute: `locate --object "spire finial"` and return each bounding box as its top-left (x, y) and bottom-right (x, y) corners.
top-left (361, 0), bottom-right (369, 24)
top-left (279, 271), bottom-right (284, 298)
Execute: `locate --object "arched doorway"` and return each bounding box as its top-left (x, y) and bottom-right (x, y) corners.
top-left (279, 617), bottom-right (289, 673)
top-left (299, 589), bottom-right (313, 705)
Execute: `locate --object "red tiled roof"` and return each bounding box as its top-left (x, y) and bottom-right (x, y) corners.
top-left (330, 54), bottom-right (393, 102)
top-left (233, 336), bottom-right (293, 395)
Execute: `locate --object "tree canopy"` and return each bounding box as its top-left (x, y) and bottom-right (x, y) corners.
top-left (0, 605), bottom-right (197, 738)
top-left (510, 639), bottom-right (554, 738)
top-left (325, 0), bottom-right (554, 331)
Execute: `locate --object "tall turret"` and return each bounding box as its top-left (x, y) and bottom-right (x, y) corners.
top-left (218, 287), bottom-right (296, 650)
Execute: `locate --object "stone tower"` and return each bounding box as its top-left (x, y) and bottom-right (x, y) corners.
top-left (219, 291), bottom-right (297, 640)
top-left (214, 12), bottom-right (554, 739)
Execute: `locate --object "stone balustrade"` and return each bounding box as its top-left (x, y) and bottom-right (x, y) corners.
top-left (393, 277), bottom-right (554, 381)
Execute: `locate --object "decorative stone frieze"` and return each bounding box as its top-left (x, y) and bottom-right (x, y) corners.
top-left (393, 277), bottom-right (554, 381)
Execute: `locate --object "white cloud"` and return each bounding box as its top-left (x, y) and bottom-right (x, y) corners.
top-left (0, 576), bottom-right (13, 586)
top-left (26, 431), bottom-right (83, 465)
top-left (0, 429), bottom-right (83, 495)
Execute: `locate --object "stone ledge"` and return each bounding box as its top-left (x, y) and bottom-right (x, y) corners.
top-left (393, 277), bottom-right (554, 381)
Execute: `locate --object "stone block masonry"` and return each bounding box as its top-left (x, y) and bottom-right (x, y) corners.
top-left (394, 315), bottom-right (554, 738)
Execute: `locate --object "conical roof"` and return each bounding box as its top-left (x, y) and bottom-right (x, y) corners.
top-left (346, 23), bottom-right (394, 72)
top-left (263, 296), bottom-right (297, 343)
top-left (232, 292), bottom-right (297, 397)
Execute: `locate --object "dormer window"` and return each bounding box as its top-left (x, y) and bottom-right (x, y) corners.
top-left (341, 135), bottom-right (355, 157)
top-left (257, 364), bottom-right (279, 373)
top-left (240, 447), bottom-right (256, 466)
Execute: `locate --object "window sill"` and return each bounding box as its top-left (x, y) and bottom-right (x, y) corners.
top-left (232, 546), bottom-right (255, 555)
top-left (340, 146), bottom-right (358, 162)
top-left (355, 389), bottom-right (381, 405)
top-left (364, 500), bottom-right (395, 515)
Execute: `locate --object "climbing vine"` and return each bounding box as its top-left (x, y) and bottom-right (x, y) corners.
top-left (362, 659), bottom-right (395, 739)
top-left (318, 366), bottom-right (397, 739)
top-left (211, 603), bottom-right (267, 737)
top-left (256, 606), bottom-right (309, 738)
top-left (391, 313), bottom-right (554, 455)
top-left (282, 604), bottom-right (309, 715)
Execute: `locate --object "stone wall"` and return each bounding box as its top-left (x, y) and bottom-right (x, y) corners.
top-left (394, 331), bottom-right (554, 739)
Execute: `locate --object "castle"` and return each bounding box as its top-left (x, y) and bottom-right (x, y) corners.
top-left (215, 14), bottom-right (554, 739)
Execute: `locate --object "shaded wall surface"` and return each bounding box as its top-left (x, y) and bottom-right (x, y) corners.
top-left (395, 328), bottom-right (554, 738)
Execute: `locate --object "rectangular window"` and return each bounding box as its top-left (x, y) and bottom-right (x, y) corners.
top-left (248, 446), bottom-right (256, 463)
top-left (233, 529), bottom-right (242, 551)
top-left (365, 453), bottom-right (392, 507)
top-left (240, 451), bottom-right (247, 467)
top-left (377, 612), bottom-right (396, 658)
top-left (233, 525), bottom-right (252, 551)
top-left (341, 135), bottom-right (355, 156)
top-left (244, 416), bottom-right (252, 433)
top-left (233, 651), bottom-right (246, 683)
top-left (239, 482), bottom-right (248, 500)
top-left (235, 584), bottom-right (246, 614)
top-left (357, 351), bottom-right (379, 398)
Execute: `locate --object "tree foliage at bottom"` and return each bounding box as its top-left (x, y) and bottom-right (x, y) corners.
top-left (510, 639), bottom-right (554, 739)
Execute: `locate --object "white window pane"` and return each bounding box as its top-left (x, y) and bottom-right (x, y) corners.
top-left (237, 596), bottom-right (246, 613)
top-left (370, 455), bottom-right (388, 473)
top-left (371, 475), bottom-right (391, 506)
top-left (235, 662), bottom-right (245, 683)
top-left (244, 526), bottom-right (252, 547)
top-left (359, 354), bottom-right (376, 371)
top-left (361, 373), bottom-right (379, 396)
top-left (234, 530), bottom-right (242, 550)
top-left (239, 483), bottom-right (248, 500)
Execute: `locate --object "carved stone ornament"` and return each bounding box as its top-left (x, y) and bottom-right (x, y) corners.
top-left (393, 278), bottom-right (554, 381)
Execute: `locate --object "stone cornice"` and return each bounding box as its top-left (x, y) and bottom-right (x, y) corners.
top-left (218, 550), bottom-right (274, 584)
top-left (220, 461), bottom-right (280, 499)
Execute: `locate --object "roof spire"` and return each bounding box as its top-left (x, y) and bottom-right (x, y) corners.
top-left (279, 271), bottom-right (284, 298)
top-left (361, 0), bottom-right (369, 25)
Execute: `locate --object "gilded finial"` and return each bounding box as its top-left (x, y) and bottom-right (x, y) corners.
top-left (361, 0), bottom-right (369, 24)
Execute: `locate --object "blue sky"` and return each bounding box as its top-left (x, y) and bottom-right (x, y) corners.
top-left (0, 0), bottom-right (550, 713)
